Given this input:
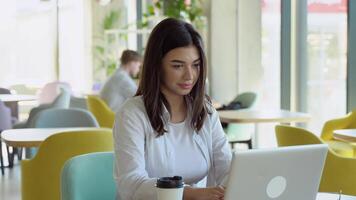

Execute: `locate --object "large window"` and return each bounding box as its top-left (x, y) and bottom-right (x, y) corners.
top-left (259, 0), bottom-right (281, 147)
top-left (305, 0), bottom-right (348, 132)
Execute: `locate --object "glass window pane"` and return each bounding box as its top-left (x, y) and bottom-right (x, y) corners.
top-left (306, 0), bottom-right (348, 133)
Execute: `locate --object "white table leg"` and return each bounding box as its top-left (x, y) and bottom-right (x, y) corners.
top-left (252, 123), bottom-right (259, 148)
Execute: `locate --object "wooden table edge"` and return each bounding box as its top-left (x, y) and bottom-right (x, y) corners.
top-left (1, 138), bottom-right (41, 148)
top-left (219, 117), bottom-right (311, 123)
top-left (333, 134), bottom-right (356, 143)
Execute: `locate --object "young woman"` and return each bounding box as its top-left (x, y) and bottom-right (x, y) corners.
top-left (114, 18), bottom-right (232, 200)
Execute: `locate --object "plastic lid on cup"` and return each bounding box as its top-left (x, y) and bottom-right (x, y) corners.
top-left (156, 176), bottom-right (184, 188)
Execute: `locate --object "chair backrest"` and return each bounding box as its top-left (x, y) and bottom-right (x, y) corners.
top-left (51, 88), bottom-right (71, 108)
top-left (232, 92), bottom-right (257, 108)
top-left (24, 88), bottom-right (71, 128)
top-left (0, 87), bottom-right (11, 94)
top-left (321, 109), bottom-right (356, 141)
top-left (21, 129), bottom-right (114, 200)
top-left (275, 125), bottom-right (356, 196)
top-left (61, 152), bottom-right (116, 200)
top-left (38, 81), bottom-right (72, 104)
top-left (0, 87), bottom-right (19, 119)
top-left (86, 95), bottom-right (115, 128)
top-left (31, 108), bottom-right (99, 128)
top-left (0, 100), bottom-right (12, 131)
top-left (70, 96), bottom-right (88, 110)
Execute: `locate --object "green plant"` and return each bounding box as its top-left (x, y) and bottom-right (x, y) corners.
top-left (93, 10), bottom-right (121, 80)
top-left (141, 0), bottom-right (206, 30)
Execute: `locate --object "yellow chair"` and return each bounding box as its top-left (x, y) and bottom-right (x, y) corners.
top-left (275, 125), bottom-right (356, 196)
top-left (321, 109), bottom-right (356, 157)
top-left (86, 95), bottom-right (115, 128)
top-left (21, 129), bottom-right (113, 200)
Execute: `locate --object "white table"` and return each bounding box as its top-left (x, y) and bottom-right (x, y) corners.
top-left (317, 192), bottom-right (356, 199)
top-left (218, 109), bottom-right (311, 147)
top-left (0, 94), bottom-right (37, 102)
top-left (333, 129), bottom-right (356, 142)
top-left (1, 127), bottom-right (108, 147)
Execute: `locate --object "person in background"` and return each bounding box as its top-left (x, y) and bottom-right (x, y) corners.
top-left (100, 50), bottom-right (142, 113)
top-left (114, 18), bottom-right (232, 200)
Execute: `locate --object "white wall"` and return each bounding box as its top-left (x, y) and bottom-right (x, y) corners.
top-left (209, 0), bottom-right (261, 104)
top-left (209, 0), bottom-right (238, 104)
top-left (236, 0), bottom-right (262, 96)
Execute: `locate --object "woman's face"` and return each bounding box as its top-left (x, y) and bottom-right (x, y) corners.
top-left (161, 45), bottom-right (201, 99)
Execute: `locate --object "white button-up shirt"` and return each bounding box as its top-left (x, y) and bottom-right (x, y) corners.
top-left (100, 67), bottom-right (137, 113)
top-left (113, 96), bottom-right (232, 200)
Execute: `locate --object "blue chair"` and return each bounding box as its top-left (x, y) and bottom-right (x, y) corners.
top-left (61, 152), bottom-right (116, 200)
top-left (31, 108), bottom-right (99, 128)
top-left (13, 88), bottom-right (71, 129)
top-left (25, 108), bottom-right (99, 158)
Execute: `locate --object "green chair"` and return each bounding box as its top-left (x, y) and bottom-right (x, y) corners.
top-left (276, 125), bottom-right (356, 196)
top-left (226, 92), bottom-right (257, 149)
top-left (61, 152), bottom-right (116, 200)
top-left (21, 129), bottom-right (113, 200)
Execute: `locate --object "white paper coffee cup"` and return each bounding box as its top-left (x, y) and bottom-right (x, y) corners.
top-left (156, 176), bottom-right (184, 200)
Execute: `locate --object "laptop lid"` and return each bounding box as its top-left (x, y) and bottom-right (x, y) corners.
top-left (225, 144), bottom-right (328, 200)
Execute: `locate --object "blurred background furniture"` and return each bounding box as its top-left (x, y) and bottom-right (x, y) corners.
top-left (0, 87), bottom-right (19, 122)
top-left (21, 129), bottom-right (114, 200)
top-left (61, 152), bottom-right (116, 200)
top-left (86, 95), bottom-right (115, 128)
top-left (31, 108), bottom-right (98, 128)
top-left (0, 100), bottom-right (12, 175)
top-left (1, 127), bottom-right (104, 148)
top-left (25, 108), bottom-right (99, 158)
top-left (219, 109), bottom-right (311, 148)
top-left (224, 92), bottom-right (257, 149)
top-left (276, 125), bottom-right (356, 196)
top-left (321, 109), bottom-right (356, 157)
top-left (70, 96), bottom-right (88, 110)
top-left (13, 88), bottom-right (71, 129)
top-left (38, 81), bottom-right (72, 105)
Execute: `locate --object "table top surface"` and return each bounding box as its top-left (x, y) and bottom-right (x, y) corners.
top-left (1, 127), bottom-right (104, 147)
top-left (333, 129), bottom-right (356, 142)
top-left (218, 109), bottom-right (311, 123)
top-left (0, 94), bottom-right (37, 102)
top-left (317, 192), bottom-right (356, 199)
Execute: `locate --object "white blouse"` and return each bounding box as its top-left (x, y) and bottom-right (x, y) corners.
top-left (166, 119), bottom-right (208, 185)
top-left (113, 96), bottom-right (232, 200)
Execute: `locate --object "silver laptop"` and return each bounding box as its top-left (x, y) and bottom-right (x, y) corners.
top-left (225, 144), bottom-right (328, 200)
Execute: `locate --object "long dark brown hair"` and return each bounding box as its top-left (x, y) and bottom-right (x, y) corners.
top-left (136, 18), bottom-right (210, 136)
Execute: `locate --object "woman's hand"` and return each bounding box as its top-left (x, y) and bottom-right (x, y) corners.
top-left (183, 186), bottom-right (225, 200)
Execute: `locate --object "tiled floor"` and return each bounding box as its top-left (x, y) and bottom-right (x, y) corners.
top-left (0, 163), bottom-right (21, 200)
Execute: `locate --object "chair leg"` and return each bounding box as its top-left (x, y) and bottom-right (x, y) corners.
top-left (6, 145), bottom-right (14, 168)
top-left (229, 141), bottom-right (235, 149)
top-left (247, 139), bottom-right (253, 149)
top-left (1, 142), bottom-right (4, 175)
top-left (17, 148), bottom-right (23, 160)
